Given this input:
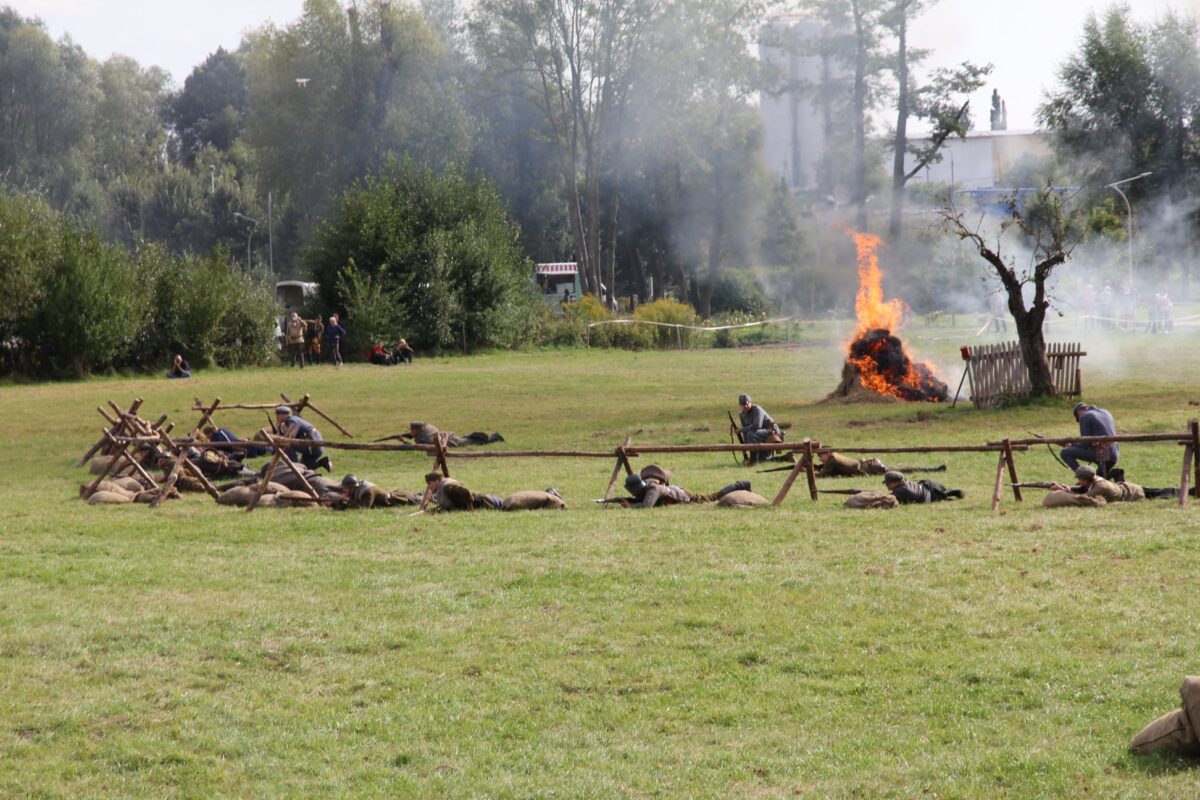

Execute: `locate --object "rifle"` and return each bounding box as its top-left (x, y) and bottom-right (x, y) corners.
top-left (818, 488), bottom-right (869, 495)
top-left (370, 432), bottom-right (415, 444)
top-left (266, 412), bottom-right (279, 436)
top-left (1010, 482), bottom-right (1065, 490)
top-left (727, 410), bottom-right (748, 466)
top-left (591, 497), bottom-right (631, 506)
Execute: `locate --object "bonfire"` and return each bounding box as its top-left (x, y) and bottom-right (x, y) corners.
top-left (827, 231), bottom-right (949, 403)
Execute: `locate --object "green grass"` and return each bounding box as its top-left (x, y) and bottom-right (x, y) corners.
top-left (5, 319), bottom-right (1200, 798)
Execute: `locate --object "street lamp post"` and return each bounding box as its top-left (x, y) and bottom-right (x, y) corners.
top-left (233, 212), bottom-right (261, 272)
top-left (1105, 171), bottom-right (1152, 285)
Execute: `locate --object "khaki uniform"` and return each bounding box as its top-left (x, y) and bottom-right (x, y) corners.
top-left (335, 482), bottom-right (422, 510)
top-left (817, 454), bottom-right (889, 477)
top-left (1087, 477), bottom-right (1145, 503)
top-left (501, 490), bottom-right (567, 511)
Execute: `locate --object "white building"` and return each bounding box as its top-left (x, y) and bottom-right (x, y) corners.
top-left (902, 129), bottom-right (1053, 189)
top-left (758, 16), bottom-right (842, 193)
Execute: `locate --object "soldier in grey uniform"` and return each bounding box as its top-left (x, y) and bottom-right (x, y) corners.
top-left (408, 421), bottom-right (504, 448)
top-left (332, 474), bottom-right (421, 509)
top-left (735, 394), bottom-right (782, 464)
top-left (275, 405), bottom-right (332, 472)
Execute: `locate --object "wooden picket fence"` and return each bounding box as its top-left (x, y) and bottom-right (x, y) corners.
top-left (965, 341), bottom-right (1085, 409)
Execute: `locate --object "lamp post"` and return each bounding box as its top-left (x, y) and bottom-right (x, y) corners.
top-left (233, 212), bottom-right (261, 272)
top-left (1105, 171), bottom-right (1152, 285)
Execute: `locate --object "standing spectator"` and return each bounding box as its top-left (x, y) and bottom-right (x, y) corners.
top-left (1118, 278), bottom-right (1137, 330)
top-left (324, 314), bottom-right (345, 367)
top-left (285, 312), bottom-right (306, 368)
top-left (1098, 281), bottom-right (1114, 330)
top-left (306, 315), bottom-right (325, 365)
top-left (1081, 283), bottom-right (1096, 330)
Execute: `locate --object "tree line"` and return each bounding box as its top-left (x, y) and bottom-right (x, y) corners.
top-left (1, 1), bottom-right (1198, 379)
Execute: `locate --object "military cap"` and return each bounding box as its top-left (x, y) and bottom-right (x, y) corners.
top-left (1074, 466), bottom-right (1096, 481)
top-left (410, 421), bottom-right (425, 428)
top-left (274, 404), bottom-right (292, 415)
top-left (738, 394), bottom-right (751, 405)
top-left (882, 470), bottom-right (905, 484)
top-left (1072, 402), bottom-right (1088, 415)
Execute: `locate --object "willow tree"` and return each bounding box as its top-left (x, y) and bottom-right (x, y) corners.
top-left (939, 186), bottom-right (1086, 398)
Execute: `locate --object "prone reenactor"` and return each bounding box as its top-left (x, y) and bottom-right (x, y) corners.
top-left (882, 471), bottom-right (964, 504)
top-left (1040, 465), bottom-right (1146, 508)
top-left (813, 450), bottom-right (945, 478)
top-left (422, 472), bottom-right (503, 511)
top-left (617, 465), bottom-right (751, 508)
top-left (408, 421), bottom-right (504, 448)
top-left (331, 474), bottom-right (422, 510)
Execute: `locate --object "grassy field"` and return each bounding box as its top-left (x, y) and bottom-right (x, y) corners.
top-left (4, 318), bottom-right (1200, 798)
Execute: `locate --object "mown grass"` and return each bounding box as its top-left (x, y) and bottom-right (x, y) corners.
top-left (4, 318), bottom-right (1200, 798)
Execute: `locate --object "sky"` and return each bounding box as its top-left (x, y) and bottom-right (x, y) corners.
top-left (10, 0), bottom-right (1200, 130)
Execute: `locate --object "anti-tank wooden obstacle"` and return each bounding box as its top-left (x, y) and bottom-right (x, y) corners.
top-left (190, 393), bottom-right (353, 439)
top-left (962, 342), bottom-right (1085, 409)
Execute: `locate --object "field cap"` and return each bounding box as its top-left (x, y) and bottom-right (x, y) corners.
top-left (1075, 466), bottom-right (1096, 481)
top-left (1072, 402), bottom-right (1088, 415)
top-left (274, 404), bottom-right (292, 415)
top-left (883, 470), bottom-right (905, 484)
top-left (738, 394), bottom-right (751, 405)
top-left (410, 421), bottom-right (425, 428)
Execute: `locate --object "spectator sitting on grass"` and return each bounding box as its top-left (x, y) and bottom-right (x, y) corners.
top-left (166, 354), bottom-right (191, 379)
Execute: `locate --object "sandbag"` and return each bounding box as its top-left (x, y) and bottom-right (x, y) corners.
top-left (218, 485), bottom-right (257, 506)
top-left (89, 455), bottom-right (116, 475)
top-left (87, 490), bottom-right (135, 505)
top-left (134, 489), bottom-right (176, 504)
top-left (640, 464), bottom-right (671, 485)
top-left (81, 481), bottom-right (134, 499)
top-left (1042, 490), bottom-right (1106, 508)
top-left (502, 490), bottom-right (567, 511)
top-left (844, 491), bottom-right (898, 510)
top-left (111, 476), bottom-right (146, 494)
top-left (717, 490), bottom-right (769, 507)
top-left (1131, 708), bottom-right (1200, 755)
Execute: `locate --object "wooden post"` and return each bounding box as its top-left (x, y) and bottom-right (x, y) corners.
top-left (79, 398), bottom-right (142, 464)
top-left (804, 439), bottom-right (819, 501)
top-left (190, 397), bottom-right (222, 438)
top-left (1003, 438), bottom-right (1022, 502)
top-left (156, 431), bottom-right (221, 501)
top-left (1189, 420), bottom-right (1200, 496)
top-left (247, 441), bottom-right (284, 513)
top-left (435, 433), bottom-right (451, 477)
top-left (301, 398), bottom-right (353, 438)
top-left (991, 450), bottom-right (1006, 512)
top-left (603, 437), bottom-right (633, 502)
top-left (772, 438), bottom-right (813, 506)
top-left (103, 430), bottom-right (158, 490)
top-left (82, 429), bottom-right (129, 498)
top-left (1180, 444), bottom-right (1193, 509)
top-left (151, 439), bottom-right (194, 508)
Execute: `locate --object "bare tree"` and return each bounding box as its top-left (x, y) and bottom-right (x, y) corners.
top-left (939, 186), bottom-right (1086, 397)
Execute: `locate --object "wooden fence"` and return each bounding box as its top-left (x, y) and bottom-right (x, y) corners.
top-left (965, 342), bottom-right (1084, 409)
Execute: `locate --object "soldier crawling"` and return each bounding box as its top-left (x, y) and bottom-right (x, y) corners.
top-left (813, 450), bottom-right (945, 478)
top-left (384, 421), bottom-right (504, 448)
top-left (617, 465), bottom-right (753, 508)
top-left (882, 471), bottom-right (964, 504)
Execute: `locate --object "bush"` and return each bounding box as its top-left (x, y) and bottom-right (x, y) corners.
top-left (633, 299), bottom-right (700, 349)
top-left (336, 262), bottom-right (404, 360)
top-left (307, 157), bottom-right (544, 354)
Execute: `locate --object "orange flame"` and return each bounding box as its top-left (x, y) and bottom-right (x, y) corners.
top-left (850, 230), bottom-right (907, 338)
top-left (842, 229), bottom-right (946, 402)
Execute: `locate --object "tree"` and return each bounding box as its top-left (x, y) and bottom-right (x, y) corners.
top-left (305, 158), bottom-right (542, 353)
top-left (940, 187), bottom-right (1086, 397)
top-left (884, 0), bottom-right (989, 237)
top-left (169, 48), bottom-right (247, 165)
top-left (470, 0), bottom-right (663, 301)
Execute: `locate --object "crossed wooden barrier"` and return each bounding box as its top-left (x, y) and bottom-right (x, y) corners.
top-left (82, 398), bottom-right (1200, 512)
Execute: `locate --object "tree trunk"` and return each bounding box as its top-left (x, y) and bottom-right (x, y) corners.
top-left (1012, 306), bottom-right (1056, 397)
top-left (852, 0), bottom-right (868, 231)
top-left (888, 6), bottom-right (909, 239)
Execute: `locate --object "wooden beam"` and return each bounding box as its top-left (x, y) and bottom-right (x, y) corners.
top-left (1180, 444), bottom-right (1193, 509)
top-left (1003, 438), bottom-right (1022, 502)
top-left (603, 437), bottom-right (634, 502)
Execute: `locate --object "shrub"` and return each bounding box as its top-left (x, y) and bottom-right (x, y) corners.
top-left (336, 261), bottom-right (404, 360)
top-left (633, 299), bottom-right (700, 349)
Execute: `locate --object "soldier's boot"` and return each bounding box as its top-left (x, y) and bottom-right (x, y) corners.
top-left (715, 480), bottom-right (751, 499)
